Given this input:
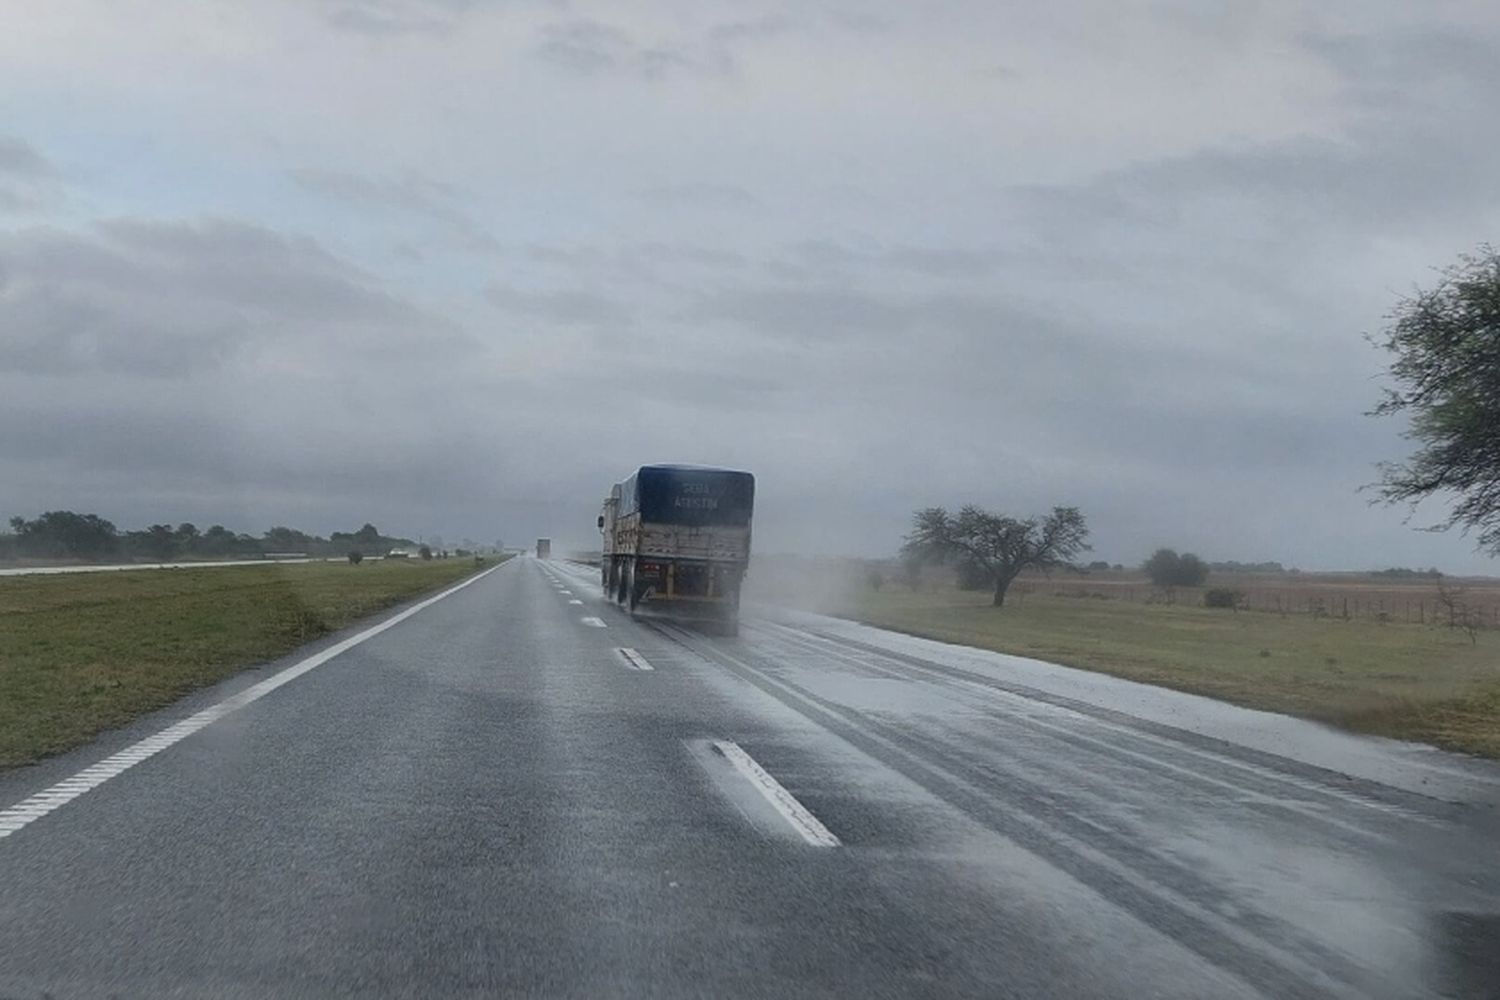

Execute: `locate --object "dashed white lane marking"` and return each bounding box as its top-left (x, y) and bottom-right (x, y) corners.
top-left (568, 599), bottom-right (583, 605)
top-left (0, 562), bottom-right (506, 842)
top-left (560, 590), bottom-right (572, 595)
top-left (710, 741), bottom-right (840, 847)
top-left (615, 647), bottom-right (655, 671)
top-left (580, 616), bottom-right (607, 628)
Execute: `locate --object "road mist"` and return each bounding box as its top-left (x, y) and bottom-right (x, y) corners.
top-left (744, 553), bottom-right (877, 614)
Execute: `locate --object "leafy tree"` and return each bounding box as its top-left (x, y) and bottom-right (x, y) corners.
top-left (902, 505), bottom-right (1090, 607)
top-left (418, 544), bottom-right (433, 560)
top-left (9, 511), bottom-right (120, 559)
top-left (1144, 548), bottom-right (1209, 588)
top-left (955, 558), bottom-right (992, 591)
top-left (127, 524), bottom-right (179, 560)
top-left (263, 526), bottom-right (314, 552)
top-left (353, 523), bottom-right (381, 546)
top-left (1179, 553), bottom-right (1209, 586)
top-left (347, 550), bottom-right (364, 565)
top-left (199, 524), bottom-right (238, 556)
top-left (1371, 246), bottom-right (1500, 552)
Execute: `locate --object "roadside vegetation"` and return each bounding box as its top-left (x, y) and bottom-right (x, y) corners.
top-left (787, 248), bottom-right (1500, 757)
top-left (803, 568), bottom-right (1500, 758)
top-left (0, 557), bottom-right (500, 768)
top-left (1, 511), bottom-right (499, 565)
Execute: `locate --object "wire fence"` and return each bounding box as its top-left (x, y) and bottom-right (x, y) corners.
top-left (1019, 576), bottom-right (1500, 627)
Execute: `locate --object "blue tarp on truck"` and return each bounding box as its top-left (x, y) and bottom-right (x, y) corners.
top-left (615, 464), bottom-right (755, 528)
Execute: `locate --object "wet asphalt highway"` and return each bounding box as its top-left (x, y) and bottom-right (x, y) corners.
top-left (1, 556), bottom-right (1498, 998)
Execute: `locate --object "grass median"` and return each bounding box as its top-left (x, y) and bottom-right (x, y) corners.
top-left (823, 585), bottom-right (1500, 758)
top-left (0, 557), bottom-right (501, 768)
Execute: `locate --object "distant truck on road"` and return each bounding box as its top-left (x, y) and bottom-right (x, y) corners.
top-left (598, 464), bottom-right (755, 634)
top-left (535, 538), bottom-right (551, 559)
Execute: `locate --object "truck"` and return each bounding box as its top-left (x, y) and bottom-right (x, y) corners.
top-left (535, 538), bottom-right (551, 559)
top-left (598, 464), bottom-right (755, 635)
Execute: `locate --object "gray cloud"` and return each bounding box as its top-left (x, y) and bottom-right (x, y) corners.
top-left (780, 240), bottom-right (1001, 279)
top-left (289, 166), bottom-right (455, 213)
top-left (532, 15), bottom-right (771, 79)
top-left (0, 188), bottom-right (43, 213)
top-left (0, 137), bottom-right (55, 179)
top-left (707, 16), bottom-right (794, 46)
top-left (326, 6), bottom-right (451, 35)
top-left (319, 0), bottom-right (497, 36)
top-left (0, 136), bottom-right (62, 215)
top-left (1012, 132), bottom-right (1494, 239)
top-left (0, 218), bottom-right (466, 379)
top-left (288, 167), bottom-right (499, 253)
top-left (682, 284), bottom-right (913, 341)
top-left (533, 20), bottom-right (660, 76)
top-left (0, 213), bottom-right (492, 538)
top-left (823, 9), bottom-right (891, 34)
top-left (635, 243), bottom-right (747, 269)
top-left (5, 2), bottom-right (1500, 569)
top-left (635, 183), bottom-right (762, 211)
top-left (1302, 26), bottom-right (1500, 113)
top-left (486, 283), bottom-right (631, 327)
top-left (556, 9), bottom-right (860, 79)
top-left (522, 242), bottom-right (747, 282)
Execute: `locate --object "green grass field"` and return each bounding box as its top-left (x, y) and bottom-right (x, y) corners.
top-left (827, 585), bottom-right (1500, 758)
top-left (0, 557), bottom-right (498, 768)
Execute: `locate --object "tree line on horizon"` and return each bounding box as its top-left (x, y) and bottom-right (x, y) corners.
top-left (1, 511), bottom-right (419, 563)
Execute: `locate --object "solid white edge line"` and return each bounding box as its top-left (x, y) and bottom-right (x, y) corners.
top-left (0, 560), bottom-right (507, 842)
top-left (710, 740), bottom-right (839, 847)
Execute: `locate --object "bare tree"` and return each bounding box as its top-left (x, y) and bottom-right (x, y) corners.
top-left (1434, 578), bottom-right (1481, 645)
top-left (902, 505), bottom-right (1090, 607)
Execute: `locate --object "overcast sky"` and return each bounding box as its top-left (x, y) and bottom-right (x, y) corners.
top-left (3, 0), bottom-right (1499, 569)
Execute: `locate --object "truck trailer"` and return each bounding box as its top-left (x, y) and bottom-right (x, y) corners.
top-left (535, 538), bottom-right (551, 559)
top-left (598, 464), bottom-right (754, 634)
